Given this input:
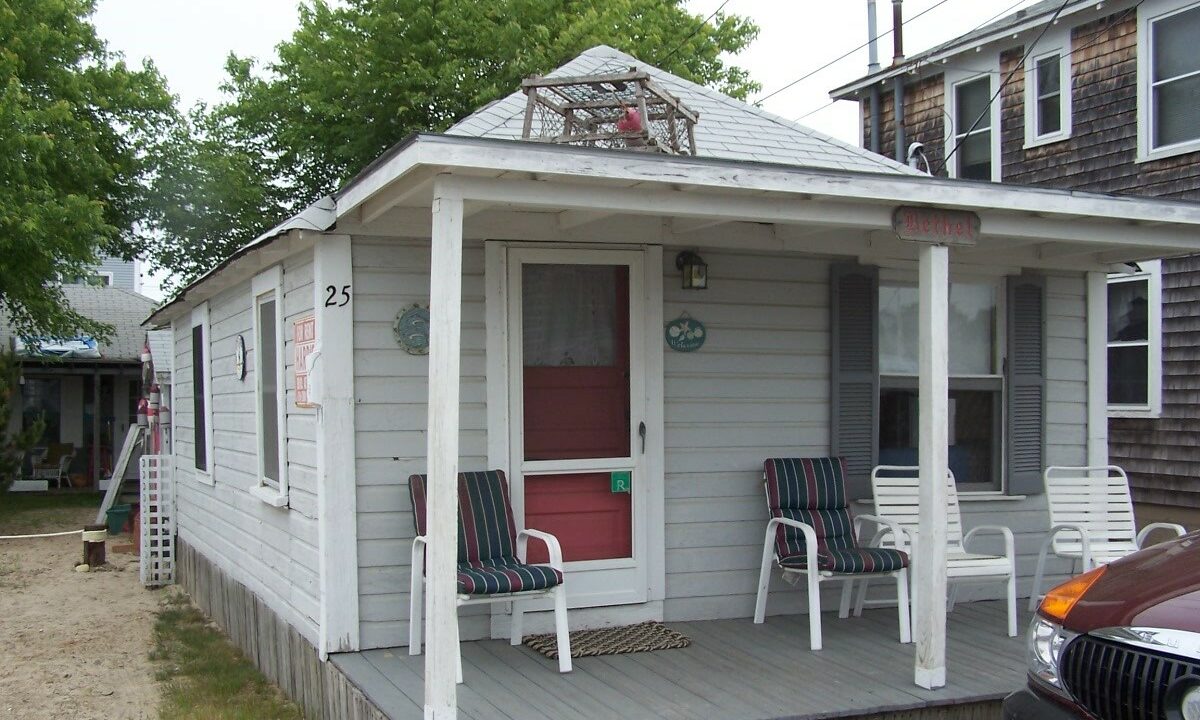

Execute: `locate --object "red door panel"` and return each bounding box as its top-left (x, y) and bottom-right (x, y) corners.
top-left (524, 473), bottom-right (632, 563)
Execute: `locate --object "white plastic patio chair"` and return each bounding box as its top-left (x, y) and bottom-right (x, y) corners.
top-left (857, 465), bottom-right (1018, 637)
top-left (1029, 465), bottom-right (1186, 611)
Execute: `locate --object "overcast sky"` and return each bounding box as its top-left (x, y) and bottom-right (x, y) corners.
top-left (91, 0), bottom-right (1040, 297)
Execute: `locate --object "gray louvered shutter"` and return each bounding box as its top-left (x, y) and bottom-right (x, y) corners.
top-left (831, 264), bottom-right (879, 500)
top-left (1006, 274), bottom-right (1046, 495)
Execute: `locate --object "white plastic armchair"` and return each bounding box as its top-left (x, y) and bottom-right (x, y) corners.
top-left (1030, 465), bottom-right (1187, 611)
top-left (861, 465), bottom-right (1018, 637)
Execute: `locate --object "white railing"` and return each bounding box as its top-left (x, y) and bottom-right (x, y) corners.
top-left (139, 455), bottom-right (175, 587)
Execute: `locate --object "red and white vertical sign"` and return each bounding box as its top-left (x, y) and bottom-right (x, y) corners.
top-left (294, 314), bottom-right (317, 408)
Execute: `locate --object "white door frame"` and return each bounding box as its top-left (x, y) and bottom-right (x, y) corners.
top-left (485, 242), bottom-right (665, 620)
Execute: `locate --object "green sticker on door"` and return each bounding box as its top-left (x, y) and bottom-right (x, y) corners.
top-left (610, 471), bottom-right (632, 493)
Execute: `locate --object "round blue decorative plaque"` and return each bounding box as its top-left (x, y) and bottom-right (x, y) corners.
top-left (665, 313), bottom-right (705, 352)
top-left (394, 305), bottom-right (431, 355)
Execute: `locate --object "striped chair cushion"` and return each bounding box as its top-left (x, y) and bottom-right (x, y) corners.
top-left (764, 457), bottom-right (907, 573)
top-left (457, 557), bottom-right (563, 595)
top-left (779, 546), bottom-right (908, 574)
top-left (409, 470), bottom-right (519, 565)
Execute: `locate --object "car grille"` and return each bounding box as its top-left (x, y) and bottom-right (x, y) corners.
top-left (1060, 634), bottom-right (1200, 720)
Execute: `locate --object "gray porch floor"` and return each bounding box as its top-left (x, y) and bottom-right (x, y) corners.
top-left (331, 600), bottom-right (1030, 720)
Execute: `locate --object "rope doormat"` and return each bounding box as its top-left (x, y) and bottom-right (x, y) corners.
top-left (524, 621), bottom-right (691, 659)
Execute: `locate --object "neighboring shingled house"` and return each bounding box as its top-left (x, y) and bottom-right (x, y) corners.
top-left (830, 0), bottom-right (1200, 528)
top-left (3, 284), bottom-right (158, 489)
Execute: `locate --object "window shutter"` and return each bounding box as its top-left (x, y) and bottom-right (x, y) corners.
top-left (830, 264), bottom-right (879, 500)
top-left (1006, 275), bottom-right (1046, 495)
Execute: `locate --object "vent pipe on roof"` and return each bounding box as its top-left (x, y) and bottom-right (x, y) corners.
top-left (892, 0), bottom-right (905, 64)
top-left (891, 0), bottom-right (906, 163)
top-left (867, 0), bottom-right (882, 154)
top-left (867, 0), bottom-right (881, 73)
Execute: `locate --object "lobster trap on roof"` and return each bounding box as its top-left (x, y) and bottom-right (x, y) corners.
top-left (520, 69), bottom-right (699, 155)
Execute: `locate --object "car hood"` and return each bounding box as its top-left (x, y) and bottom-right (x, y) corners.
top-left (1063, 532), bottom-right (1200, 633)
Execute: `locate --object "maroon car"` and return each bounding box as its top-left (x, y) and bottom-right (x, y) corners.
top-left (1004, 531), bottom-right (1200, 720)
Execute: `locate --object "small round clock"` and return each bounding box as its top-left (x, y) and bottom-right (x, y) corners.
top-left (394, 305), bottom-right (431, 355)
top-left (233, 335), bottom-right (247, 380)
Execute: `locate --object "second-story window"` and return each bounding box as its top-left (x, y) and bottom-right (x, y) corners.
top-left (1035, 55), bottom-right (1062, 135)
top-left (952, 76), bottom-right (994, 181)
top-left (1140, 2), bottom-right (1200, 159)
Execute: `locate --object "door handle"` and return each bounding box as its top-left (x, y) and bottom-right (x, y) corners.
top-left (638, 422), bottom-right (646, 454)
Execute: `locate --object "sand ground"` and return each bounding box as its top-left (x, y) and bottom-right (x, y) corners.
top-left (0, 505), bottom-right (161, 719)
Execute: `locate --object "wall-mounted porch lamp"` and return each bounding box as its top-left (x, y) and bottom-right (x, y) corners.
top-left (675, 251), bottom-right (708, 290)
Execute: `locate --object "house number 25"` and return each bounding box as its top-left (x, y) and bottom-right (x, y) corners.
top-left (325, 284), bottom-right (351, 307)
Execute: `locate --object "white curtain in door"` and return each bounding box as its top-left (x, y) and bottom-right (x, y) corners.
top-left (522, 264), bottom-right (616, 367)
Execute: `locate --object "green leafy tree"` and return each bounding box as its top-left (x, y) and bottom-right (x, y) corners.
top-left (0, 0), bottom-right (175, 340)
top-left (148, 0), bottom-right (758, 292)
top-left (0, 351), bottom-right (44, 493)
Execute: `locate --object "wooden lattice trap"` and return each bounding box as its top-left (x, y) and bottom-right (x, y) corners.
top-left (520, 69), bottom-right (699, 155)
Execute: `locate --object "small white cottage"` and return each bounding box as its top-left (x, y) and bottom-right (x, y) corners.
top-left (146, 46), bottom-right (1200, 719)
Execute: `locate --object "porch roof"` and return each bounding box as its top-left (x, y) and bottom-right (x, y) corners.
top-left (149, 130), bottom-right (1200, 326)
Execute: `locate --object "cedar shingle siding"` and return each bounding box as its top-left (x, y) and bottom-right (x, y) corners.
top-left (857, 6), bottom-right (1200, 509)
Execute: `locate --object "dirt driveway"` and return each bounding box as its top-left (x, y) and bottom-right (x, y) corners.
top-left (0, 501), bottom-right (161, 719)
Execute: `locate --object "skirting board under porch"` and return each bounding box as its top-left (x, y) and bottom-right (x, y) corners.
top-left (177, 539), bottom-right (386, 720)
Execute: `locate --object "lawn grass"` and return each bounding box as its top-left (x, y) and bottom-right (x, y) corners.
top-left (153, 594), bottom-right (305, 720)
top-left (0, 491), bottom-right (101, 533)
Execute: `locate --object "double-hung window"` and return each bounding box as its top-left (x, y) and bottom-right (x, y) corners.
top-left (1139, 2), bottom-right (1200, 159)
top-left (1107, 261), bottom-right (1162, 416)
top-left (948, 74), bottom-right (999, 181)
top-left (1025, 29), bottom-right (1072, 147)
top-left (190, 303), bottom-right (214, 484)
top-left (250, 266), bottom-right (288, 506)
top-left (878, 278), bottom-right (1004, 491)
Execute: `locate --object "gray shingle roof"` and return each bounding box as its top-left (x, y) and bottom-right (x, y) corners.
top-left (447, 45), bottom-right (920, 176)
top-left (1, 285), bottom-right (159, 363)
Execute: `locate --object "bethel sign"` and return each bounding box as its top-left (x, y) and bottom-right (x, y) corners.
top-left (891, 206), bottom-right (980, 247)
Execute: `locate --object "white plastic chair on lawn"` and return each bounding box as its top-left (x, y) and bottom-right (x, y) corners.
top-left (858, 465), bottom-right (1018, 637)
top-left (1030, 465), bottom-right (1186, 611)
top-left (408, 470), bottom-right (572, 681)
top-left (754, 457), bottom-right (912, 650)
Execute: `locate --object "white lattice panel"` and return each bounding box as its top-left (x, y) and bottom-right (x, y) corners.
top-left (139, 455), bottom-right (175, 587)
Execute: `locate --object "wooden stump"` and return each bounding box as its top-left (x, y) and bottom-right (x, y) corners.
top-left (83, 524), bottom-right (107, 567)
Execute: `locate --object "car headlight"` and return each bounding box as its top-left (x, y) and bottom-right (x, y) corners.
top-left (1028, 616), bottom-right (1075, 693)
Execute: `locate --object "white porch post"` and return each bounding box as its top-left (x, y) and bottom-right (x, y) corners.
top-left (425, 178), bottom-right (464, 719)
top-left (1086, 271), bottom-right (1109, 467)
top-left (914, 244), bottom-right (949, 690)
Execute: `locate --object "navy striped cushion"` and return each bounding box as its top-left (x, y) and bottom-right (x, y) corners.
top-left (457, 557), bottom-right (563, 595)
top-left (764, 458), bottom-right (857, 561)
top-left (409, 470), bottom-right (519, 564)
top-left (779, 546), bottom-right (909, 574)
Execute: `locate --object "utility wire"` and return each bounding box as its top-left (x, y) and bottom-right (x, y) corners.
top-left (658, 0), bottom-right (734, 67)
top-left (790, 0), bottom-right (1029, 123)
top-left (756, 0), bottom-right (955, 106)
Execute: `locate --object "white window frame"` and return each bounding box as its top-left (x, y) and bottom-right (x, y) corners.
top-left (249, 265), bottom-right (288, 507)
top-left (945, 70), bottom-right (1002, 182)
top-left (1137, 0), bottom-right (1200, 162)
top-left (1024, 25), bottom-right (1073, 147)
top-left (1106, 260), bottom-right (1163, 418)
top-left (93, 271), bottom-right (114, 286)
top-left (190, 303), bottom-right (214, 485)
top-left (878, 270), bottom-right (1008, 494)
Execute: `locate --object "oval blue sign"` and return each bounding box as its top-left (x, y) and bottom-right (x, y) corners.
top-left (665, 315), bottom-right (706, 352)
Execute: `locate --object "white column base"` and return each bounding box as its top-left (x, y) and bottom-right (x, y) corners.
top-left (914, 666), bottom-right (946, 690)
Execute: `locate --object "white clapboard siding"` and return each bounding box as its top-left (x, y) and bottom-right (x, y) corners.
top-left (352, 236), bottom-right (490, 650)
top-left (662, 250), bottom-right (832, 622)
top-left (172, 251), bottom-right (322, 646)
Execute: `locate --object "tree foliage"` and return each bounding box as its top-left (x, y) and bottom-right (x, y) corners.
top-left (148, 0), bottom-right (758, 292)
top-left (0, 0), bottom-right (175, 339)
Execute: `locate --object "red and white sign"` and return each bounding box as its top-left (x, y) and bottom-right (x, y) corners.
top-left (892, 206), bottom-right (980, 246)
top-left (294, 314), bottom-right (317, 408)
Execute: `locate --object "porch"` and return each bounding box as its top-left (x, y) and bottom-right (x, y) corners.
top-left (331, 601), bottom-right (1027, 720)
